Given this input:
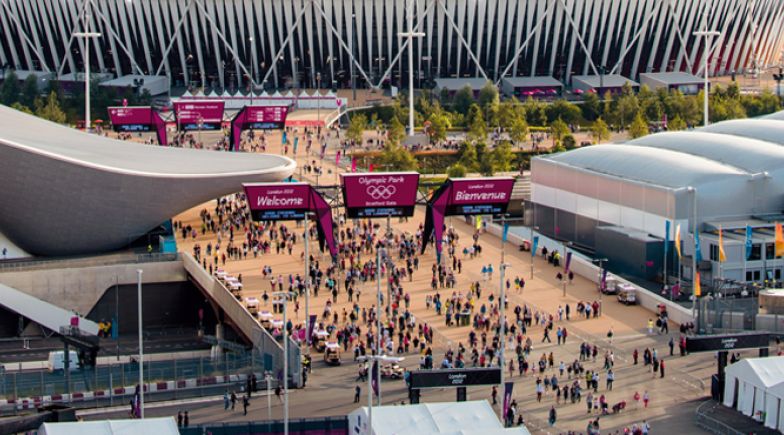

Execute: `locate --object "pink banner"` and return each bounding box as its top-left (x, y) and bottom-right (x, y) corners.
top-left (244, 183), bottom-right (311, 221)
top-left (446, 177), bottom-right (515, 215)
top-left (108, 106), bottom-right (167, 145)
top-left (341, 172), bottom-right (420, 218)
top-left (231, 105), bottom-right (289, 150)
top-left (174, 101), bottom-right (225, 130)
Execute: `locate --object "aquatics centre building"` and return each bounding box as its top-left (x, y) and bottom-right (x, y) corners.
top-left (0, 0), bottom-right (782, 91)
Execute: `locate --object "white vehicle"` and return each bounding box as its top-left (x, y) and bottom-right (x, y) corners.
top-left (48, 350), bottom-right (80, 373)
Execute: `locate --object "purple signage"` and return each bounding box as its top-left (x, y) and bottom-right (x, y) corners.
top-left (244, 183), bottom-right (311, 221)
top-left (422, 177), bottom-right (515, 258)
top-left (243, 183), bottom-right (337, 258)
top-left (108, 106), bottom-right (167, 145)
top-left (446, 178), bottom-right (516, 215)
top-left (341, 172), bottom-right (420, 218)
top-left (230, 105), bottom-right (290, 150)
top-left (174, 101), bottom-right (225, 131)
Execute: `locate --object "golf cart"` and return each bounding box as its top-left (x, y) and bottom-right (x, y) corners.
top-left (381, 362), bottom-right (405, 379)
top-left (617, 284), bottom-right (637, 305)
top-left (324, 342), bottom-right (341, 366)
top-left (258, 310), bottom-right (273, 329)
top-left (245, 297), bottom-right (260, 316)
top-left (313, 330), bottom-right (329, 352)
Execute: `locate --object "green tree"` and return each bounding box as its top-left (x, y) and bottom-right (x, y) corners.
top-left (628, 112), bottom-right (650, 139)
top-left (20, 75), bottom-right (39, 108)
top-left (347, 113), bottom-right (367, 144)
top-left (387, 116), bottom-right (406, 145)
top-left (376, 143), bottom-right (418, 171)
top-left (562, 134), bottom-right (577, 150)
top-left (508, 116), bottom-right (529, 148)
top-left (590, 117), bottom-right (611, 144)
top-left (667, 115), bottom-right (687, 131)
top-left (549, 117), bottom-right (569, 146)
top-left (479, 152), bottom-right (495, 176)
top-left (427, 112), bottom-right (449, 145)
top-left (546, 99), bottom-right (582, 125)
top-left (458, 142), bottom-right (480, 172)
top-left (453, 85), bottom-right (474, 115)
top-left (0, 70), bottom-right (20, 106)
top-left (742, 90), bottom-right (781, 117)
top-left (478, 81), bottom-right (500, 126)
top-left (466, 104), bottom-right (487, 143)
top-left (523, 96), bottom-right (547, 126)
top-left (489, 142), bottom-right (515, 172)
top-left (36, 91), bottom-right (66, 123)
top-left (613, 91), bottom-right (640, 129)
top-left (581, 92), bottom-right (602, 121)
top-left (446, 163), bottom-right (468, 178)
top-left (10, 102), bottom-right (33, 114)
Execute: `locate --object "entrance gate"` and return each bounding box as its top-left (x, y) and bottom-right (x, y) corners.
top-left (407, 367), bottom-right (501, 403)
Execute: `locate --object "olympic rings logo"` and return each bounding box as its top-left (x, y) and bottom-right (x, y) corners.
top-left (366, 185), bottom-right (397, 199)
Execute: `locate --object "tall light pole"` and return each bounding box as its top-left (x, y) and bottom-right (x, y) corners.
top-left (357, 355), bottom-right (404, 432)
top-left (273, 291), bottom-right (295, 435)
top-left (350, 14), bottom-right (356, 102)
top-left (316, 72), bottom-right (322, 133)
top-left (694, 30), bottom-right (721, 126)
top-left (73, 5), bottom-right (101, 133)
top-left (304, 213), bottom-right (311, 365)
top-left (688, 187), bottom-right (699, 324)
top-left (562, 241), bottom-right (573, 297)
top-left (136, 269), bottom-right (144, 419)
top-left (399, 0), bottom-right (425, 136)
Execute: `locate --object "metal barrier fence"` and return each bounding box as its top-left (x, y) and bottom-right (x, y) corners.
top-left (0, 252), bottom-right (179, 272)
top-left (0, 352), bottom-right (259, 402)
top-left (179, 416), bottom-right (348, 435)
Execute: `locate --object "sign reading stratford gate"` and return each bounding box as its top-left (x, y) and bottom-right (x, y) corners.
top-left (409, 367), bottom-right (501, 389)
top-left (341, 172), bottom-right (420, 218)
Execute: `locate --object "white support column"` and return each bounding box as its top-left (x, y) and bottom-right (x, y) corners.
top-left (312, 0), bottom-right (375, 88)
top-left (437, 0), bottom-right (489, 80)
top-left (399, 0), bottom-right (425, 136)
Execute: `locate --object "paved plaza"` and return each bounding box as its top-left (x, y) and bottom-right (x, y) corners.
top-left (132, 127), bottom-right (728, 434)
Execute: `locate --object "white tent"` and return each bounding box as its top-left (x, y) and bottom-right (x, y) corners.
top-left (347, 401), bottom-right (530, 435)
top-left (723, 356), bottom-right (784, 425)
top-left (767, 382), bottom-right (784, 431)
top-left (39, 417), bottom-right (179, 435)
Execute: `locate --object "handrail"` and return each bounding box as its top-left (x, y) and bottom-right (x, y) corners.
top-left (0, 252), bottom-right (179, 273)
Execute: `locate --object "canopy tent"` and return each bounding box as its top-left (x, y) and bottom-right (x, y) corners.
top-left (39, 417), bottom-right (179, 435)
top-left (723, 356), bottom-right (784, 428)
top-left (347, 401), bottom-right (530, 435)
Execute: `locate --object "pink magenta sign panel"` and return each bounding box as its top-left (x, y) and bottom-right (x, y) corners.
top-left (342, 173), bottom-right (420, 218)
top-left (174, 101), bottom-right (225, 124)
top-left (244, 106), bottom-right (288, 123)
top-left (448, 178), bottom-right (515, 204)
top-left (108, 107), bottom-right (154, 125)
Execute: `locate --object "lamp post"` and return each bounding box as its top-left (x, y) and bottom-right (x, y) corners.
top-left (399, 3), bottom-right (425, 136)
top-left (272, 291), bottom-right (296, 435)
top-left (592, 258), bottom-right (608, 309)
top-left (73, 7), bottom-right (101, 134)
top-left (357, 355), bottom-right (404, 432)
top-left (694, 30), bottom-right (721, 126)
top-left (316, 72), bottom-right (322, 133)
top-left (688, 186), bottom-right (698, 324)
top-left (562, 241), bottom-right (573, 297)
top-left (773, 68), bottom-right (784, 100)
top-left (304, 212), bottom-right (311, 366)
top-left (136, 269), bottom-right (144, 418)
top-left (350, 14), bottom-right (356, 102)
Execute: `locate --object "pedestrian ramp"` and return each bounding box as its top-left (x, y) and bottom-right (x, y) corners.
top-left (0, 282), bottom-right (99, 336)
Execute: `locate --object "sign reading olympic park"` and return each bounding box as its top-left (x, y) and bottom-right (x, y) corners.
top-left (230, 105), bottom-right (290, 151)
top-left (686, 332), bottom-right (770, 353)
top-left (422, 177), bottom-right (515, 258)
top-left (409, 368), bottom-right (501, 389)
top-left (243, 182), bottom-right (337, 257)
top-left (108, 106), bottom-right (167, 145)
top-left (341, 172), bottom-right (420, 218)
top-left (174, 101), bottom-right (225, 131)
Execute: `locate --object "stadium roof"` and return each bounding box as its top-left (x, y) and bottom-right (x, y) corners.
top-left (434, 78), bottom-right (492, 91)
top-left (572, 74), bottom-right (639, 88)
top-left (639, 72), bottom-right (703, 85)
top-left (699, 118), bottom-right (784, 146)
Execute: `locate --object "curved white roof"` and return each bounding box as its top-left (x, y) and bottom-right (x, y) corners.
top-left (543, 144), bottom-right (747, 188)
top-left (628, 131), bottom-right (784, 173)
top-left (0, 105), bottom-right (294, 177)
top-left (699, 118), bottom-right (784, 146)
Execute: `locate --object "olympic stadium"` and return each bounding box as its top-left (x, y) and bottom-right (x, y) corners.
top-left (1, 0), bottom-right (783, 91)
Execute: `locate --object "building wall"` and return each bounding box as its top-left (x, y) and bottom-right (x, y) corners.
top-left (2, 0), bottom-right (783, 89)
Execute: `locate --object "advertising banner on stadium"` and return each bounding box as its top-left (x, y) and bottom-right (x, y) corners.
top-left (446, 178), bottom-right (516, 215)
top-left (230, 105), bottom-right (289, 150)
top-left (174, 101), bottom-right (225, 131)
top-left (108, 106), bottom-right (167, 145)
top-left (341, 172), bottom-right (420, 218)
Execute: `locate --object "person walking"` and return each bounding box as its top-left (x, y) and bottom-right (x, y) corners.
top-left (183, 411), bottom-right (189, 428)
top-left (243, 394), bottom-right (250, 415)
top-left (492, 386), bottom-right (498, 405)
top-left (177, 411), bottom-right (183, 428)
top-left (548, 406), bottom-right (557, 426)
top-left (230, 391), bottom-right (237, 411)
top-left (668, 337), bottom-right (674, 356)
top-left (223, 390), bottom-right (230, 410)
top-left (647, 318), bottom-right (654, 335)
top-left (354, 385), bottom-right (361, 403)
top-left (660, 359), bottom-right (666, 378)
top-left (643, 391), bottom-right (650, 408)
